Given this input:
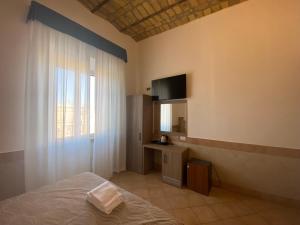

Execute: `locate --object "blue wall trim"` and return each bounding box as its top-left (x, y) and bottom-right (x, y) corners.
top-left (27, 1), bottom-right (127, 62)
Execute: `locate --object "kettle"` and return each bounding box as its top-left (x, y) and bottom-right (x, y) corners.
top-left (160, 135), bottom-right (168, 144)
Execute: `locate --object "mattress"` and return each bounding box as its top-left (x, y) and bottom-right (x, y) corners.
top-left (0, 172), bottom-right (181, 225)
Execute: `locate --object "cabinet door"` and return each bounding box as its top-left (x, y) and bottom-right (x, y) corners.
top-left (126, 95), bottom-right (143, 173)
top-left (162, 150), bottom-right (170, 178)
top-left (142, 95), bottom-right (153, 145)
top-left (162, 150), bottom-right (182, 187)
top-left (187, 163), bottom-right (209, 195)
top-left (136, 96), bottom-right (143, 173)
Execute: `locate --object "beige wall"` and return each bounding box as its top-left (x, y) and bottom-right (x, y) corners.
top-left (176, 141), bottom-right (300, 201)
top-left (137, 0), bottom-right (300, 200)
top-left (0, 0), bottom-right (28, 154)
top-left (0, 0), bottom-right (138, 154)
top-left (1, 0), bottom-right (299, 202)
top-left (138, 0), bottom-right (300, 150)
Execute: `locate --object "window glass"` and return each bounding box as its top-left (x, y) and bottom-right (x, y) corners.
top-left (56, 68), bottom-right (75, 138)
top-left (80, 75), bottom-right (88, 135)
top-left (55, 67), bottom-right (94, 138)
top-left (160, 104), bottom-right (172, 132)
top-left (90, 76), bottom-right (95, 135)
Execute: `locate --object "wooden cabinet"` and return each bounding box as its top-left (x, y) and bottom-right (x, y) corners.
top-left (126, 95), bottom-right (152, 174)
top-left (144, 144), bottom-right (188, 187)
top-left (187, 158), bottom-right (212, 195)
top-left (162, 149), bottom-right (183, 187)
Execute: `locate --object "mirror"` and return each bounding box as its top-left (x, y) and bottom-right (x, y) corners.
top-left (155, 101), bottom-right (187, 135)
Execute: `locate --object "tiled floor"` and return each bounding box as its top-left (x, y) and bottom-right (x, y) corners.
top-left (110, 171), bottom-right (300, 225)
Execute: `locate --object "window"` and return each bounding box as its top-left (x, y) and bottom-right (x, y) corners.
top-left (160, 104), bottom-right (172, 132)
top-left (55, 67), bottom-right (95, 139)
top-left (56, 68), bottom-right (76, 138)
top-left (90, 76), bottom-right (95, 135)
top-left (89, 56), bottom-right (96, 135)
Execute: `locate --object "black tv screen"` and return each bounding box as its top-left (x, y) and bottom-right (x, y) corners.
top-left (152, 74), bottom-right (186, 100)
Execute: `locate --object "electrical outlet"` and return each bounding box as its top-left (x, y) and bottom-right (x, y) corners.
top-left (179, 136), bottom-right (186, 141)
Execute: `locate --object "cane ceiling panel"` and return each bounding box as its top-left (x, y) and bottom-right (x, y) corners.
top-left (78, 0), bottom-right (247, 41)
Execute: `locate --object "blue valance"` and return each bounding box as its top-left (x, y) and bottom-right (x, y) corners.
top-left (27, 1), bottom-right (127, 62)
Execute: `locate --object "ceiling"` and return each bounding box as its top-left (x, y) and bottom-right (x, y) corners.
top-left (78, 0), bottom-right (247, 42)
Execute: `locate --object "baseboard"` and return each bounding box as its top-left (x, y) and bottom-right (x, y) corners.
top-left (0, 150), bottom-right (25, 200)
top-left (162, 176), bottom-right (181, 187)
top-left (0, 150), bottom-right (24, 162)
top-left (215, 180), bottom-right (300, 208)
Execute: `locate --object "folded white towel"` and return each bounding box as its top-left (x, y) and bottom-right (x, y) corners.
top-left (87, 181), bottom-right (123, 214)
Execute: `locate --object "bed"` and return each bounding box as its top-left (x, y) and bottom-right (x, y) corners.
top-left (0, 172), bottom-right (181, 225)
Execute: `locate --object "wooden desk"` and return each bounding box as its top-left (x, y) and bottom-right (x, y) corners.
top-left (143, 144), bottom-right (188, 187)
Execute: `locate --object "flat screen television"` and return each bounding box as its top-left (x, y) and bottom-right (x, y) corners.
top-left (152, 74), bottom-right (186, 100)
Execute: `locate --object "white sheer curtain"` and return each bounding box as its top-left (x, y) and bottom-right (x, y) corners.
top-left (160, 104), bottom-right (172, 132)
top-left (93, 51), bottom-right (126, 178)
top-left (25, 21), bottom-right (92, 191)
top-left (25, 21), bottom-right (126, 190)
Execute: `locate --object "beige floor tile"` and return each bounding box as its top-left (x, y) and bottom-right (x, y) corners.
top-left (185, 192), bottom-right (206, 207)
top-left (203, 221), bottom-right (226, 225)
top-left (148, 187), bottom-right (165, 198)
top-left (181, 188), bottom-right (198, 195)
top-left (161, 182), bottom-right (174, 188)
top-left (210, 203), bottom-right (236, 219)
top-left (192, 205), bottom-right (220, 223)
top-left (221, 218), bottom-right (246, 225)
top-left (149, 197), bottom-right (172, 210)
top-left (131, 188), bottom-right (149, 199)
top-left (238, 214), bottom-right (269, 225)
top-left (163, 185), bottom-right (184, 197)
top-left (165, 208), bottom-right (176, 216)
top-left (130, 181), bottom-right (148, 190)
top-left (202, 194), bottom-right (224, 205)
top-left (226, 201), bottom-right (255, 217)
top-left (167, 195), bottom-right (189, 209)
top-left (146, 180), bottom-right (163, 188)
top-left (171, 208), bottom-right (200, 225)
top-left (205, 188), bottom-right (240, 204)
top-left (117, 182), bottom-right (134, 191)
top-left (259, 208), bottom-right (300, 225)
top-left (111, 171), bottom-right (297, 225)
top-left (145, 174), bottom-right (161, 182)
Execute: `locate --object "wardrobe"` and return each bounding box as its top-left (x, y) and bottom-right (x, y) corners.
top-left (126, 95), bottom-right (153, 173)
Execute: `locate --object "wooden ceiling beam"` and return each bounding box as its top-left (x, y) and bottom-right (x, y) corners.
top-left (120, 0), bottom-right (187, 32)
top-left (91, 0), bottom-right (110, 13)
top-left (79, 0), bottom-right (247, 41)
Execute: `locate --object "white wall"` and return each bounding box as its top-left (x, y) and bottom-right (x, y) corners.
top-left (0, 0), bottom-right (138, 153)
top-left (137, 0), bottom-right (300, 200)
top-left (138, 0), bottom-right (300, 150)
